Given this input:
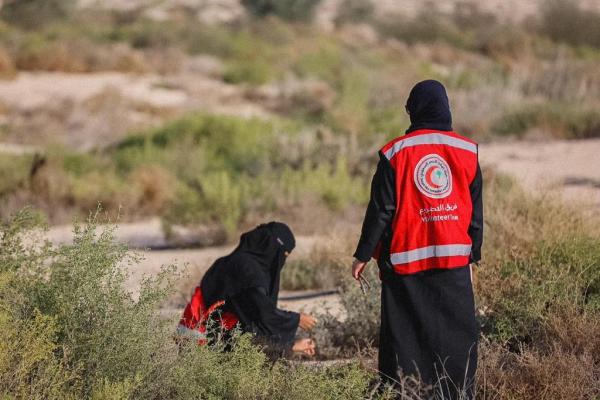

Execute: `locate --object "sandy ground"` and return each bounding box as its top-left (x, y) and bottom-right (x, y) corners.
top-left (0, 72), bottom-right (187, 110)
top-left (0, 69), bottom-right (271, 150)
top-left (479, 139), bottom-right (600, 210)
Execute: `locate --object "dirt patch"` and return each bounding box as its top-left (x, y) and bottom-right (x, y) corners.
top-left (480, 139), bottom-right (600, 210)
top-left (0, 69), bottom-right (271, 149)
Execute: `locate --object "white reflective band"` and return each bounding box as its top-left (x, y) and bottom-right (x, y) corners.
top-left (390, 244), bottom-right (472, 264)
top-left (384, 133), bottom-right (478, 160)
top-left (176, 324), bottom-right (206, 339)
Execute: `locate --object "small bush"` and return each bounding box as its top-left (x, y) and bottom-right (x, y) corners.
top-left (0, 154), bottom-right (31, 196)
top-left (0, 208), bottom-right (384, 399)
top-left (477, 313), bottom-right (600, 400)
top-left (476, 171), bottom-right (600, 343)
top-left (196, 171), bottom-right (249, 236)
top-left (311, 261), bottom-right (381, 359)
top-left (292, 37), bottom-right (343, 84)
top-left (223, 59), bottom-right (275, 85)
top-left (116, 114), bottom-right (278, 176)
top-left (375, 11), bottom-right (469, 49)
top-left (241, 0), bottom-right (323, 22)
top-left (325, 68), bottom-right (371, 136)
top-left (492, 103), bottom-right (600, 139)
top-left (280, 158), bottom-right (369, 211)
top-left (0, 46), bottom-right (15, 77)
top-left (280, 244), bottom-right (346, 290)
top-left (112, 113), bottom-right (369, 233)
top-left (0, 0), bottom-right (75, 29)
top-left (70, 169), bottom-right (130, 213)
top-left (305, 172), bottom-right (600, 400)
top-left (539, 0), bottom-right (600, 49)
top-left (13, 35), bottom-right (86, 72)
top-left (128, 165), bottom-right (175, 215)
top-left (0, 305), bottom-right (76, 399)
top-left (334, 0), bottom-right (375, 26)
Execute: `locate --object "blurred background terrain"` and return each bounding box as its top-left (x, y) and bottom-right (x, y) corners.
top-left (1, 0), bottom-right (599, 240)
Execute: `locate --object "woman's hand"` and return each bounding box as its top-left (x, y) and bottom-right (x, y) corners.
top-left (292, 338), bottom-right (316, 356)
top-left (299, 313), bottom-right (317, 331)
top-left (352, 258), bottom-right (367, 280)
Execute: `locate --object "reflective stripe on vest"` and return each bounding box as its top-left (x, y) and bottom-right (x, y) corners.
top-left (390, 244), bottom-right (472, 265)
top-left (383, 132), bottom-right (477, 161)
top-left (176, 323), bottom-right (207, 340)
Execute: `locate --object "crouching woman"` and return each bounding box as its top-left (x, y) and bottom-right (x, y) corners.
top-left (177, 222), bottom-right (317, 357)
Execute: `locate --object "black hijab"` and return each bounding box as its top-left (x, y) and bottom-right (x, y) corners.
top-left (405, 80), bottom-right (452, 134)
top-left (200, 222), bottom-right (295, 307)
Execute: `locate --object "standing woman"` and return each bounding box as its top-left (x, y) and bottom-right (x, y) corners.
top-left (352, 80), bottom-right (483, 398)
top-left (178, 222), bottom-right (317, 357)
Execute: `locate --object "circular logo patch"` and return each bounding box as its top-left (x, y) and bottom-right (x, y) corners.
top-left (414, 154), bottom-right (453, 199)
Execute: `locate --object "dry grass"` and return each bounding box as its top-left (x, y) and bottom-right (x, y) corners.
top-left (288, 170), bottom-right (600, 399)
top-left (478, 317), bottom-right (600, 399)
top-left (0, 47), bottom-right (16, 78)
top-left (12, 39), bottom-right (151, 74)
top-left (128, 165), bottom-right (175, 215)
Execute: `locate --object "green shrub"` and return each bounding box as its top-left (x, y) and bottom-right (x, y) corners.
top-left (292, 38), bottom-right (343, 83)
top-left (0, 208), bottom-right (384, 399)
top-left (476, 171), bottom-right (600, 342)
top-left (325, 68), bottom-right (370, 136)
top-left (117, 19), bottom-right (181, 49)
top-left (0, 305), bottom-right (76, 399)
top-left (313, 262), bottom-right (381, 359)
top-left (1, 0), bottom-right (75, 29)
top-left (368, 107), bottom-right (409, 138)
top-left (308, 171), bottom-right (600, 366)
top-left (0, 154), bottom-right (31, 196)
top-left (116, 114), bottom-right (278, 176)
top-left (62, 152), bottom-right (100, 177)
top-left (280, 158), bottom-right (369, 211)
top-left (241, 0), bottom-right (322, 22)
top-left (334, 0), bottom-right (375, 26)
top-left (492, 103), bottom-right (600, 139)
top-left (223, 59), bottom-right (275, 85)
top-left (70, 169), bottom-right (131, 213)
top-left (486, 236), bottom-right (600, 342)
top-left (112, 113), bottom-right (370, 232)
top-left (197, 171), bottom-right (249, 236)
top-left (280, 245), bottom-right (346, 290)
top-left (166, 336), bottom-right (376, 400)
top-left (539, 0), bottom-right (600, 49)
top-left (375, 11), bottom-right (469, 48)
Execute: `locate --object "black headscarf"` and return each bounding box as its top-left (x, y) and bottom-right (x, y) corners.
top-left (200, 222), bottom-right (295, 307)
top-left (405, 80), bottom-right (452, 134)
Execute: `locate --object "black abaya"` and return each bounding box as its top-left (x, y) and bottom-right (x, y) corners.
top-left (379, 267), bottom-right (478, 398)
top-left (224, 287), bottom-right (300, 357)
top-left (200, 222), bottom-right (300, 355)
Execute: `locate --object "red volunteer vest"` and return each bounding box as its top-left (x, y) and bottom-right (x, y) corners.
top-left (177, 286), bottom-right (239, 345)
top-left (380, 129), bottom-right (478, 275)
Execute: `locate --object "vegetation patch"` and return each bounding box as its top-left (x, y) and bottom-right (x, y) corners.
top-left (492, 103), bottom-right (600, 139)
top-left (297, 172), bottom-right (600, 398)
top-left (0, 209), bottom-right (389, 399)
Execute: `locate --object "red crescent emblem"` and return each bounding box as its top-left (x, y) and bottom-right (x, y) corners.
top-left (424, 166), bottom-right (442, 188)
